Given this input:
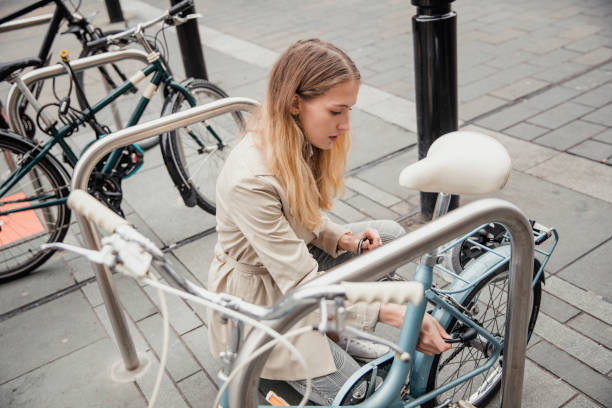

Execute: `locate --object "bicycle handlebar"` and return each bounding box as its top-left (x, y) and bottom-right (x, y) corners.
top-left (341, 281), bottom-right (423, 305)
top-left (67, 189), bottom-right (128, 234)
top-left (85, 0), bottom-right (194, 51)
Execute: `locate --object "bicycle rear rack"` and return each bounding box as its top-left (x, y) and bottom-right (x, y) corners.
top-left (71, 100), bottom-right (535, 408)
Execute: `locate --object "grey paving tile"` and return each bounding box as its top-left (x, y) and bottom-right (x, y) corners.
top-left (177, 371), bottom-right (219, 408)
top-left (113, 273), bottom-right (157, 322)
top-left (593, 128), bottom-right (612, 143)
top-left (475, 101), bottom-right (539, 131)
top-left (345, 194), bottom-right (399, 221)
top-left (527, 102), bottom-right (594, 129)
top-left (533, 120), bottom-right (605, 150)
top-left (171, 232), bottom-right (218, 288)
top-left (565, 35), bottom-right (612, 54)
top-left (523, 86), bottom-right (581, 111)
top-left (344, 177), bottom-right (402, 207)
top-left (569, 140), bottom-right (612, 162)
top-left (0, 339), bottom-right (143, 408)
top-left (540, 292), bottom-right (580, 323)
top-left (459, 94), bottom-right (507, 121)
top-left (357, 149), bottom-right (418, 200)
top-left (458, 64), bottom-right (497, 86)
top-left (137, 313), bottom-right (200, 382)
top-left (330, 199), bottom-right (367, 223)
top-left (505, 122), bottom-right (550, 141)
top-left (135, 349), bottom-right (189, 408)
top-left (544, 276), bottom-right (612, 326)
top-left (0, 254), bottom-right (75, 315)
top-left (521, 359), bottom-right (576, 408)
top-left (533, 314), bottom-right (612, 374)
top-left (527, 341), bottom-right (612, 407)
top-left (567, 313), bottom-right (612, 350)
top-left (563, 69), bottom-right (612, 92)
top-left (143, 282), bottom-right (203, 335)
top-left (93, 303), bottom-right (150, 353)
top-left (81, 281), bottom-right (103, 308)
top-left (490, 77), bottom-right (550, 101)
top-left (572, 47), bottom-right (612, 66)
top-left (0, 292), bottom-right (106, 383)
top-left (532, 62), bottom-right (589, 83)
top-left (526, 152), bottom-right (612, 203)
top-left (389, 200), bottom-right (419, 218)
top-left (182, 325), bottom-right (223, 378)
top-left (572, 83), bottom-right (612, 108)
top-left (562, 394), bottom-right (603, 408)
top-left (557, 238), bottom-right (612, 302)
top-left (582, 103), bottom-right (612, 127)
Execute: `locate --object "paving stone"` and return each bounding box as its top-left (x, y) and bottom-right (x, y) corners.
top-left (533, 120), bottom-right (605, 150)
top-left (527, 102), bottom-right (594, 129)
top-left (572, 47), bottom-right (612, 66)
top-left (582, 103), bottom-right (612, 127)
top-left (593, 128), bottom-right (612, 143)
top-left (459, 76), bottom-right (508, 103)
top-left (540, 291), bottom-right (580, 323)
top-left (345, 194), bottom-right (400, 221)
top-left (459, 94), bottom-right (507, 121)
top-left (562, 394), bottom-right (603, 408)
top-left (0, 255), bottom-right (75, 315)
top-left (458, 64), bottom-right (497, 86)
top-left (527, 341), bottom-right (612, 407)
top-left (357, 149), bottom-right (418, 200)
top-left (0, 292), bottom-right (106, 383)
top-left (344, 177), bottom-right (402, 207)
top-left (182, 325), bottom-right (223, 379)
top-left (137, 313), bottom-right (200, 382)
top-left (523, 36), bottom-right (571, 55)
top-left (543, 276), bottom-right (612, 325)
top-left (522, 86), bottom-right (581, 111)
top-left (143, 281), bottom-right (204, 335)
top-left (572, 82), bottom-right (612, 108)
top-left (521, 359), bottom-right (577, 408)
top-left (567, 313), bottom-right (612, 350)
top-left (94, 303), bottom-right (150, 353)
top-left (0, 339), bottom-right (143, 408)
top-left (475, 101), bottom-right (538, 131)
top-left (172, 232), bottom-right (219, 288)
top-left (569, 140), bottom-right (612, 162)
top-left (565, 35), bottom-right (612, 54)
top-left (529, 48), bottom-right (583, 68)
top-left (330, 199), bottom-right (368, 223)
top-left (532, 62), bottom-right (589, 83)
top-left (563, 69), bottom-right (612, 92)
top-left (526, 152), bottom-right (612, 203)
top-left (490, 77), bottom-right (550, 101)
top-left (177, 371), bottom-right (219, 408)
top-left (557, 238), bottom-right (612, 302)
top-left (82, 281), bottom-right (103, 308)
top-left (113, 273), bottom-right (157, 322)
top-left (505, 122), bottom-right (550, 141)
top-left (533, 314), bottom-right (612, 374)
top-left (135, 349), bottom-right (189, 408)
top-left (389, 199), bottom-right (419, 219)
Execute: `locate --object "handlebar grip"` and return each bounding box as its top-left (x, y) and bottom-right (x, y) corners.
top-left (341, 281), bottom-right (424, 305)
top-left (67, 190), bottom-right (129, 235)
top-left (85, 37), bottom-right (108, 51)
top-left (169, 0), bottom-right (193, 16)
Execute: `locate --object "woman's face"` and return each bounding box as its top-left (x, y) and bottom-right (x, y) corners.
top-left (293, 79), bottom-right (360, 150)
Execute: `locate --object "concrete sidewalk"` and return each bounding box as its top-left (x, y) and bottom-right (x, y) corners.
top-left (0, 0), bottom-right (611, 407)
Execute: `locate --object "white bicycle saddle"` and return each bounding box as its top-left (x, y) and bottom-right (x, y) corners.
top-left (399, 131), bottom-right (511, 194)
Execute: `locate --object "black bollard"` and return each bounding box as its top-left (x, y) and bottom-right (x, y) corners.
top-left (412, 0), bottom-right (459, 220)
top-left (104, 0), bottom-right (125, 23)
top-left (170, 0), bottom-right (208, 81)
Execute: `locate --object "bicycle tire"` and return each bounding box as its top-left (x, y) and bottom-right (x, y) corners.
top-left (0, 131), bottom-right (71, 281)
top-left (167, 79), bottom-right (245, 214)
top-left (424, 258), bottom-right (542, 407)
top-left (74, 30), bottom-right (170, 150)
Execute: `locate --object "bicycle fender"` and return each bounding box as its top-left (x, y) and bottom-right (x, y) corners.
top-left (159, 89), bottom-right (198, 207)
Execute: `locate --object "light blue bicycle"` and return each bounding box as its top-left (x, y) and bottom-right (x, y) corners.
top-left (51, 130), bottom-right (557, 408)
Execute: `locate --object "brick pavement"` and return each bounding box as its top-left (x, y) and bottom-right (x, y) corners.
top-left (1, 0), bottom-right (611, 407)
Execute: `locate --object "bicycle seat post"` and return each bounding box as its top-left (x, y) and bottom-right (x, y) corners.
top-left (422, 192), bottom-right (452, 263)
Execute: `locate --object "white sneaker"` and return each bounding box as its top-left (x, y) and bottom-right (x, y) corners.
top-left (337, 336), bottom-right (390, 362)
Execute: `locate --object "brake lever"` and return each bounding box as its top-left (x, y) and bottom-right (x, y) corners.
top-left (167, 13), bottom-right (202, 25)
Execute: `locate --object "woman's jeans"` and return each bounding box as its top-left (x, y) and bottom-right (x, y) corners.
top-left (287, 219), bottom-right (405, 405)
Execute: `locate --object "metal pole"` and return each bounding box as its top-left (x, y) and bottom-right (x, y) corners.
top-left (230, 198), bottom-right (535, 408)
top-left (412, 0), bottom-right (459, 219)
top-left (70, 98), bottom-right (258, 375)
top-left (170, 0), bottom-right (208, 80)
top-left (104, 0), bottom-right (125, 23)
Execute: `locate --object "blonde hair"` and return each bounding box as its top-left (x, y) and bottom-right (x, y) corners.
top-left (252, 39), bottom-right (360, 231)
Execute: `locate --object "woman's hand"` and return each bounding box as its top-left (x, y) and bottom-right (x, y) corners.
top-left (378, 304), bottom-right (451, 355)
top-left (338, 228), bottom-right (382, 254)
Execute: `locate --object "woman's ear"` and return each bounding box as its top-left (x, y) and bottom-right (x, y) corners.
top-left (290, 94), bottom-right (301, 116)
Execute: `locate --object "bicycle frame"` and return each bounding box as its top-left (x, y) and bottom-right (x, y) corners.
top-left (0, 52), bottom-right (192, 218)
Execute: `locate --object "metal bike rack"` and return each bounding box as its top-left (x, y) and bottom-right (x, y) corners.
top-left (6, 49), bottom-right (151, 135)
top-left (70, 97), bottom-right (259, 376)
top-left (0, 13), bottom-right (54, 33)
top-left (231, 199), bottom-right (535, 408)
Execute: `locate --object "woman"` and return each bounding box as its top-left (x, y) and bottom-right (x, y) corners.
top-left (207, 38), bottom-right (449, 405)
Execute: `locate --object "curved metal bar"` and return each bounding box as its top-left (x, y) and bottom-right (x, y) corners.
top-left (0, 13), bottom-right (54, 33)
top-left (70, 97), bottom-right (259, 374)
top-left (230, 198), bottom-right (534, 408)
top-left (6, 49), bottom-right (150, 134)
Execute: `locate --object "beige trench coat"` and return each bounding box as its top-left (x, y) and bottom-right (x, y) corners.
top-left (207, 133), bottom-right (380, 380)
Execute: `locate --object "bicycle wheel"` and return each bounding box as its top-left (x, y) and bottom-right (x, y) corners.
top-left (167, 79), bottom-right (245, 214)
top-left (424, 259), bottom-right (542, 407)
top-left (0, 132), bottom-right (71, 280)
